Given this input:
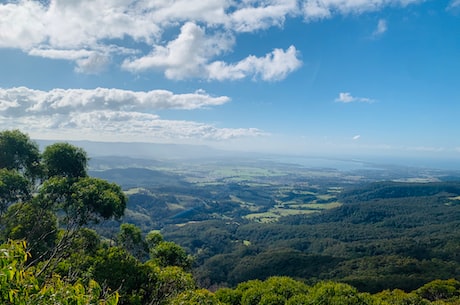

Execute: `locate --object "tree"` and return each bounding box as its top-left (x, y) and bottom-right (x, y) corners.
top-left (215, 288), bottom-right (242, 305)
top-left (150, 241), bottom-right (192, 269)
top-left (146, 230), bottom-right (164, 249)
top-left (0, 130), bottom-right (131, 302)
top-left (300, 281), bottom-right (373, 305)
top-left (375, 289), bottom-right (430, 305)
top-left (226, 277), bottom-right (310, 305)
top-left (38, 176), bottom-right (126, 228)
top-left (1, 202), bottom-right (57, 261)
top-left (239, 282), bottom-right (264, 305)
top-left (0, 129), bottom-right (42, 180)
top-left (34, 176), bottom-right (126, 276)
top-left (416, 279), bottom-right (460, 302)
top-left (169, 289), bottom-right (221, 305)
top-left (42, 142), bottom-right (88, 178)
top-left (118, 223), bottom-right (148, 261)
top-left (152, 264), bottom-right (196, 304)
top-left (0, 169), bottom-right (31, 214)
top-left (0, 130), bottom-right (41, 214)
top-left (92, 246), bottom-right (149, 305)
top-left (52, 228), bottom-right (101, 282)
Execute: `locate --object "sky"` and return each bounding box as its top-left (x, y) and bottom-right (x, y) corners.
top-left (0, 0), bottom-right (459, 160)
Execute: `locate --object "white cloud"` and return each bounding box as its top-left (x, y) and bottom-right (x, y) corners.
top-left (352, 135), bottom-right (361, 140)
top-left (123, 23), bottom-right (301, 81)
top-left (335, 92), bottom-right (374, 103)
top-left (0, 0), bottom-right (422, 79)
top-left (28, 48), bottom-right (111, 73)
top-left (28, 48), bottom-right (96, 61)
top-left (302, 0), bottom-right (333, 19)
top-left (0, 1), bottom-right (47, 49)
top-left (0, 87), bottom-right (230, 114)
top-left (75, 53), bottom-right (111, 74)
top-left (229, 0), bottom-right (297, 32)
top-left (146, 0), bottom-right (231, 26)
top-left (207, 45), bottom-right (302, 81)
top-left (0, 86), bottom-right (262, 142)
top-left (372, 19), bottom-right (388, 36)
top-left (302, 0), bottom-right (422, 21)
top-left (0, 110), bottom-right (265, 143)
top-left (63, 111), bottom-right (262, 141)
top-left (122, 22), bottom-right (235, 79)
top-left (45, 0), bottom-right (161, 47)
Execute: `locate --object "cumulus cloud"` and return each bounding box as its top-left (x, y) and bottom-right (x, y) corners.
top-left (122, 22), bottom-right (301, 81)
top-left (0, 1), bottom-right (47, 49)
top-left (229, 0), bottom-right (297, 32)
top-left (122, 22), bottom-right (235, 79)
top-left (0, 87), bottom-right (230, 114)
top-left (207, 45), bottom-right (302, 81)
top-left (0, 86), bottom-right (263, 142)
top-left (0, 0), bottom-right (422, 79)
top-left (335, 92), bottom-right (374, 103)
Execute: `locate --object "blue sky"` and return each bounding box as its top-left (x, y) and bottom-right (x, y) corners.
top-left (0, 0), bottom-right (459, 160)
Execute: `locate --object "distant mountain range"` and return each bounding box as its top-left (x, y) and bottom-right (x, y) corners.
top-left (35, 139), bottom-right (460, 172)
top-left (36, 139), bottom-right (247, 160)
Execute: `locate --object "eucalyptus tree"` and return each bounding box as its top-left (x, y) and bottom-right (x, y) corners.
top-left (0, 129), bottom-right (42, 180)
top-left (0, 129), bottom-right (127, 276)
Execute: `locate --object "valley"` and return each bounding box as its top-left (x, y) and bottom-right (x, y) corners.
top-left (89, 155), bottom-right (460, 291)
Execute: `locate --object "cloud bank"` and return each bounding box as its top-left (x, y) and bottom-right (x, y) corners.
top-left (0, 87), bottom-right (263, 142)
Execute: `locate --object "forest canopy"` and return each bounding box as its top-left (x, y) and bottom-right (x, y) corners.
top-left (1, 129), bottom-right (460, 305)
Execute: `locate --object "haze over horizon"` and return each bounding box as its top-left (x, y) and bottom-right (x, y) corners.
top-left (1, 0), bottom-right (459, 160)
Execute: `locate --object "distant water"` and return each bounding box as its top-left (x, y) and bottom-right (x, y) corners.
top-left (270, 155), bottom-right (460, 172)
top-left (268, 156), bottom-right (373, 171)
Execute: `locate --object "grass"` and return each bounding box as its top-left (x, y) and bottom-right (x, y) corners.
top-left (244, 201), bottom-right (342, 222)
top-left (122, 166), bottom-right (346, 224)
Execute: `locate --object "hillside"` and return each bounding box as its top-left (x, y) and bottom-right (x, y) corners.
top-left (4, 130), bottom-right (460, 305)
top-left (86, 157), bottom-right (460, 292)
top-left (163, 181), bottom-right (460, 291)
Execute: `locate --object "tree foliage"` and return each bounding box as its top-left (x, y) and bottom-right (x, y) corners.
top-left (118, 223), bottom-right (148, 261)
top-left (150, 241), bottom-right (192, 269)
top-left (36, 175), bottom-right (126, 232)
top-left (42, 142), bottom-right (88, 179)
top-left (3, 128), bottom-right (460, 305)
top-left (0, 240), bottom-right (119, 305)
top-left (0, 129), bottom-right (42, 180)
top-left (0, 169), bottom-right (31, 214)
top-left (1, 202), bottom-right (57, 260)
top-left (416, 279), bottom-right (460, 302)
top-left (0, 129), bottom-right (127, 279)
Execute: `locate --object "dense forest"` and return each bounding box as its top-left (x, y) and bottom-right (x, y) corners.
top-left (1, 129), bottom-right (460, 304)
top-left (164, 183), bottom-right (460, 292)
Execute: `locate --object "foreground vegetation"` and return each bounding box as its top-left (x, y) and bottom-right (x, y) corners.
top-left (2, 129), bottom-right (460, 304)
top-left (3, 239), bottom-right (460, 304)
